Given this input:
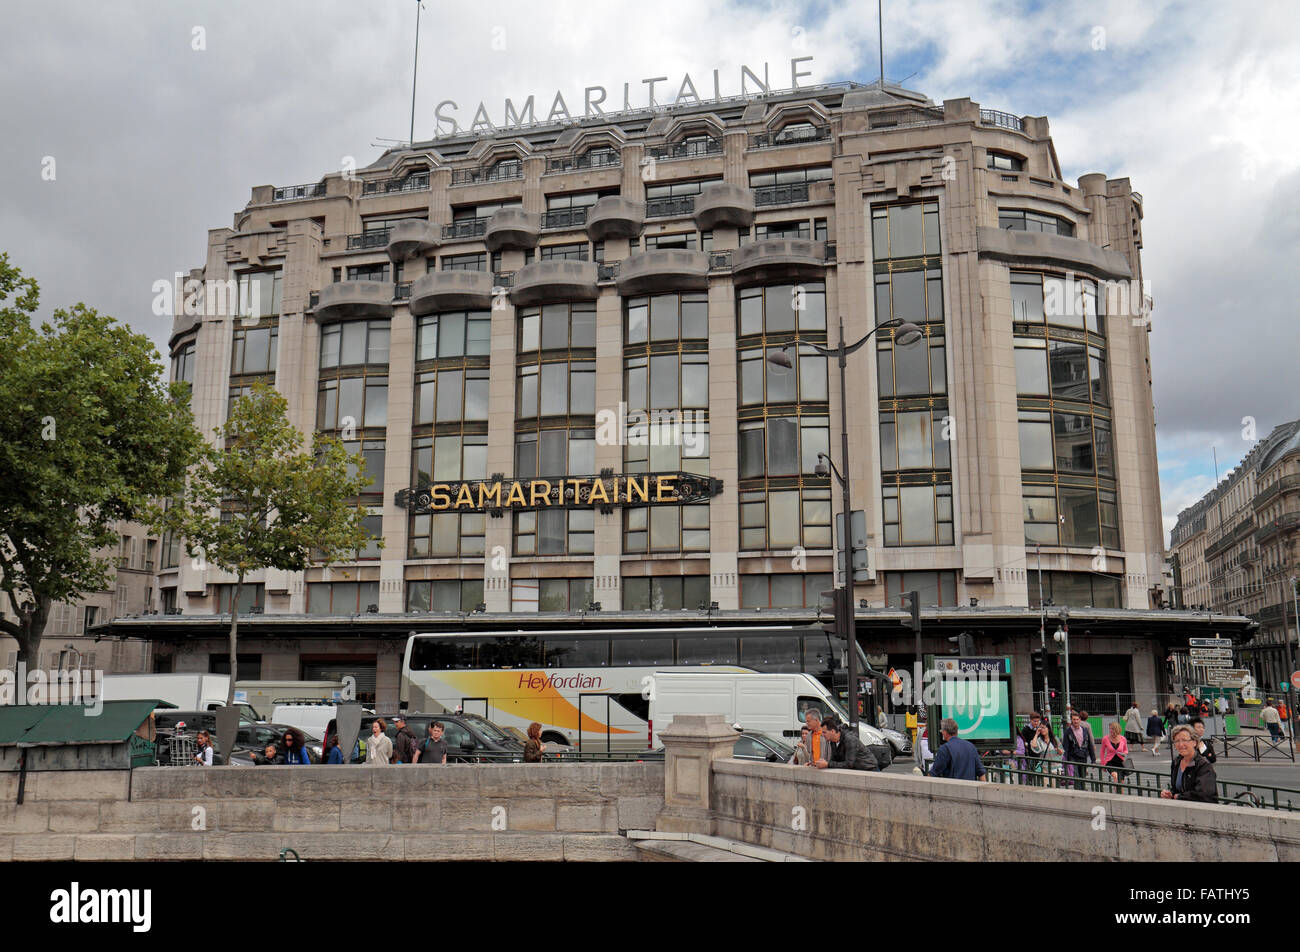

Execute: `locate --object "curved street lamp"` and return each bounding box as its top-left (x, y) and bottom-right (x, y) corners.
top-left (767, 317), bottom-right (924, 728)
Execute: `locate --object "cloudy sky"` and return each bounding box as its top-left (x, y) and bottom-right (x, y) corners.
top-left (1, 0), bottom-right (1296, 543)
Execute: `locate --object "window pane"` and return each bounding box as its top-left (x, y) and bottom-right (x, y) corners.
top-left (367, 325), bottom-right (389, 364)
top-left (650, 295), bottom-right (677, 340)
top-left (769, 491), bottom-right (799, 548)
top-left (894, 337), bottom-right (931, 395)
top-left (464, 372), bottom-right (488, 420)
top-left (627, 303), bottom-right (648, 344)
top-left (1019, 418), bottom-right (1054, 469)
top-left (891, 270), bottom-right (925, 323)
top-left (888, 205), bottom-right (923, 258)
top-left (767, 417), bottom-right (798, 475)
top-left (682, 296), bottom-right (708, 338)
top-left (439, 312), bottom-right (465, 357)
top-left (337, 377), bottom-right (363, 426)
top-left (650, 355), bottom-right (678, 409)
top-left (766, 286), bottom-right (796, 332)
top-left (740, 355), bottom-right (763, 406)
top-left (766, 358), bottom-right (796, 403)
top-left (740, 425), bottom-right (765, 478)
top-left (1054, 412), bottom-right (1094, 474)
top-left (436, 370), bottom-right (463, 422)
top-left (1059, 487), bottom-right (1099, 547)
top-left (540, 363), bottom-right (567, 415)
top-left (1011, 275), bottom-right (1044, 322)
top-left (340, 322), bottom-right (365, 365)
top-left (541, 304), bottom-right (568, 349)
top-left (682, 359), bottom-right (708, 407)
top-left (520, 312), bottom-right (539, 352)
top-left (571, 306), bottom-right (596, 348)
top-left (1015, 344), bottom-right (1048, 394)
top-left (1049, 340), bottom-right (1089, 401)
top-left (896, 411), bottom-right (932, 469)
top-left (900, 485), bottom-right (935, 544)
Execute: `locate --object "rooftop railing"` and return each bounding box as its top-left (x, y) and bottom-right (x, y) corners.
top-left (979, 108), bottom-right (1024, 132)
top-left (272, 183), bottom-right (326, 202)
top-left (547, 152), bottom-right (621, 173)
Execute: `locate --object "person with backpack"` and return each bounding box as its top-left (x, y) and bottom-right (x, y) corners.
top-left (392, 715), bottom-right (418, 764)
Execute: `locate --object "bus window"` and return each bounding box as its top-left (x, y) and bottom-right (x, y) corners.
top-left (478, 636), bottom-right (542, 668)
top-left (803, 633), bottom-right (839, 675)
top-left (611, 693), bottom-right (650, 721)
top-left (739, 636), bottom-right (801, 672)
top-left (542, 638), bottom-right (610, 667)
top-left (611, 638), bottom-right (674, 667)
top-left (675, 636), bottom-right (738, 665)
top-left (410, 638), bottom-right (477, 670)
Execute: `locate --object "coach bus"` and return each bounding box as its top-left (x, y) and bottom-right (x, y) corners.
top-left (400, 625), bottom-right (872, 752)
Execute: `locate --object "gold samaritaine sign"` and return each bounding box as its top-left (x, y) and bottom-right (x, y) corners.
top-left (394, 472), bottom-right (722, 515)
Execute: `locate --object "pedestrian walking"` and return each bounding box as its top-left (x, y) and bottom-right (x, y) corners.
top-left (523, 721), bottom-right (545, 763)
top-left (416, 720), bottom-right (448, 765)
top-left (928, 718), bottom-right (987, 781)
top-left (905, 707), bottom-right (918, 750)
top-left (1123, 702), bottom-right (1144, 751)
top-left (281, 726), bottom-right (312, 764)
top-left (1261, 700), bottom-right (1283, 743)
top-left (1145, 709), bottom-right (1165, 756)
top-left (1062, 710), bottom-right (1096, 787)
top-left (1279, 699), bottom-right (1291, 739)
top-left (1188, 716), bottom-right (1216, 764)
top-left (1100, 720), bottom-right (1129, 784)
top-left (366, 719), bottom-right (393, 766)
top-left (392, 714), bottom-right (418, 764)
top-left (193, 729), bottom-right (214, 767)
top-left (876, 706), bottom-right (889, 731)
top-left (1163, 703), bottom-right (1180, 733)
top-left (1160, 725), bottom-right (1217, 803)
top-left (818, 715), bottom-right (876, 770)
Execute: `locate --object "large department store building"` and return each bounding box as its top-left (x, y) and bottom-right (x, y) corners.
top-left (96, 79), bottom-right (1247, 710)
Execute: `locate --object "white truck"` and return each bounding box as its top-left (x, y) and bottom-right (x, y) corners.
top-left (96, 673), bottom-right (232, 712)
top-left (234, 680), bottom-right (350, 717)
top-left (648, 671), bottom-right (894, 766)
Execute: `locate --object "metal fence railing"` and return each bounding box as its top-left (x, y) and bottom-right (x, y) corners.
top-left (984, 755), bottom-right (1300, 812)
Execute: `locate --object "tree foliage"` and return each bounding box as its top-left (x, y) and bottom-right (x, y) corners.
top-left (160, 382), bottom-right (374, 706)
top-left (0, 252), bottom-right (202, 666)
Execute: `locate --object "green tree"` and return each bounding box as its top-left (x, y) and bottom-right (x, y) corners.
top-left (0, 252), bottom-right (202, 669)
top-left (161, 382), bottom-right (374, 709)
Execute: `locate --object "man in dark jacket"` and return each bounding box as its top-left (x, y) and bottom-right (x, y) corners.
top-left (817, 716), bottom-right (876, 770)
top-left (393, 715), bottom-right (419, 764)
top-left (1062, 710), bottom-right (1096, 788)
top-left (929, 718), bottom-right (986, 781)
top-left (1161, 725), bottom-right (1217, 802)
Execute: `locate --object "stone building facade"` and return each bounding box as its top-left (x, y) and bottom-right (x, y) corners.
top-left (99, 80), bottom-right (1173, 707)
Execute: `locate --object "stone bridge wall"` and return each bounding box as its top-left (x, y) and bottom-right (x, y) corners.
top-left (0, 763), bottom-right (663, 861)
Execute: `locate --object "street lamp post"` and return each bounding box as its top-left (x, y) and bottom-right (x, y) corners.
top-left (1053, 609), bottom-right (1071, 718)
top-left (769, 316), bottom-right (922, 729)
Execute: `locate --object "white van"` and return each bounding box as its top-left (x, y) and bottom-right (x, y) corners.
top-left (236, 680), bottom-right (350, 716)
top-left (271, 701), bottom-right (345, 738)
top-left (97, 674), bottom-right (231, 712)
top-left (649, 671), bottom-right (893, 766)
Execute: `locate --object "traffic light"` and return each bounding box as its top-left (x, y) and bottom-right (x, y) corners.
top-left (947, 634), bottom-right (961, 655)
top-left (1031, 647), bottom-right (1046, 676)
top-left (902, 590), bottom-right (921, 633)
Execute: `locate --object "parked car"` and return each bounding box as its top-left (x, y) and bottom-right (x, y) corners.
top-left (880, 725), bottom-right (912, 757)
top-left (356, 712), bottom-right (572, 763)
top-left (730, 729), bottom-right (798, 764)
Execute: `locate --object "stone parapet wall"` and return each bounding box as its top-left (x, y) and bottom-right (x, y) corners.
top-left (0, 763), bottom-right (663, 861)
top-left (711, 760), bottom-right (1300, 862)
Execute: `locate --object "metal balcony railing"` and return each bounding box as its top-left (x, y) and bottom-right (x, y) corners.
top-left (272, 183), bottom-right (326, 202)
top-left (362, 172), bottom-right (431, 195)
top-left (346, 230), bottom-right (391, 250)
top-left (644, 195), bottom-right (696, 218)
top-left (597, 263), bottom-right (620, 281)
top-left (442, 218), bottom-right (488, 239)
top-left (1255, 511), bottom-right (1300, 545)
top-left (708, 251), bottom-right (732, 270)
top-left (541, 207), bottom-right (589, 229)
top-left (979, 108), bottom-right (1024, 132)
top-left (451, 165), bottom-right (524, 185)
top-left (394, 283), bottom-right (411, 300)
top-left (547, 152), bottom-right (621, 172)
top-left (648, 138), bottom-right (722, 160)
top-left (1254, 474), bottom-right (1300, 509)
top-left (748, 126), bottom-right (831, 149)
top-left (753, 183), bottom-right (810, 207)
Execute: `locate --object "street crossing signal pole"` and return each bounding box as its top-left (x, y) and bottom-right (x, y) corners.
top-left (904, 589), bottom-right (922, 773)
top-left (1037, 544), bottom-right (1050, 721)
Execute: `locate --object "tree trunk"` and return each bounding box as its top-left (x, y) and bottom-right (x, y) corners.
top-left (226, 575), bottom-right (242, 710)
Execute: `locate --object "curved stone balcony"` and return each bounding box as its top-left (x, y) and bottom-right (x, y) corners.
top-left (730, 238), bottom-right (828, 285)
top-left (510, 260), bottom-right (600, 306)
top-left (386, 220), bottom-right (441, 261)
top-left (585, 196), bottom-right (644, 241)
top-left (410, 270), bottom-right (496, 314)
top-left (693, 183), bottom-right (756, 230)
top-left (976, 227), bottom-right (1133, 281)
top-left (485, 208), bottom-right (540, 252)
top-left (315, 281), bottom-right (395, 323)
top-left (616, 250), bottom-right (711, 295)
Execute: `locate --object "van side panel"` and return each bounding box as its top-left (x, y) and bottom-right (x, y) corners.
top-left (734, 676), bottom-right (795, 739)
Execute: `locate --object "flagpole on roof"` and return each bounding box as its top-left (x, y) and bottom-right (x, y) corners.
top-left (409, 1), bottom-right (423, 147)
top-left (878, 0), bottom-right (885, 88)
